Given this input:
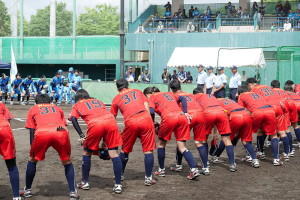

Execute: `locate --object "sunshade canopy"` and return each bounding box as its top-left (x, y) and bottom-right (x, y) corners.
top-left (167, 47), bottom-right (266, 68)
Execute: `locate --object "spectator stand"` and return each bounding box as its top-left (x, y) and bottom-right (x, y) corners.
top-left (260, 16), bottom-right (300, 32)
top-left (129, 3), bottom-right (300, 34)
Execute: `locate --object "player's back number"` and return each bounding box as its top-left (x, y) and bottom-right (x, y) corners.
top-left (85, 100), bottom-right (102, 110)
top-left (39, 106), bottom-right (56, 114)
top-left (122, 91), bottom-right (137, 104)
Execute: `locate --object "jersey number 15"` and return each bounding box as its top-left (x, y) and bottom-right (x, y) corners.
top-left (85, 100), bottom-right (102, 110)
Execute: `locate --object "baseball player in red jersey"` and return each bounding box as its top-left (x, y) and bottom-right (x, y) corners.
top-left (271, 80), bottom-right (296, 157)
top-left (69, 89), bottom-right (123, 194)
top-left (111, 79), bottom-right (156, 186)
top-left (239, 81), bottom-right (280, 166)
top-left (24, 94), bottom-right (79, 200)
top-left (0, 103), bottom-right (22, 200)
top-left (193, 88), bottom-right (236, 172)
top-left (294, 84), bottom-right (300, 93)
top-left (148, 85), bottom-right (200, 180)
top-left (247, 78), bottom-right (290, 161)
top-left (284, 80), bottom-right (300, 148)
top-left (214, 98), bottom-right (260, 168)
top-left (169, 80), bottom-right (208, 174)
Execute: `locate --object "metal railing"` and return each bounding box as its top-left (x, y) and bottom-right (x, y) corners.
top-left (220, 17), bottom-right (254, 26)
top-left (145, 18), bottom-right (217, 32)
top-left (259, 17), bottom-right (300, 31)
top-left (139, 16), bottom-right (300, 33)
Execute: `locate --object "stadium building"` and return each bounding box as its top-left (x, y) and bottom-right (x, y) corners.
top-left (125, 0), bottom-right (300, 85)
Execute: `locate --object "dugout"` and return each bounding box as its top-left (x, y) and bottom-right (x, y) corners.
top-left (16, 64), bottom-right (116, 81)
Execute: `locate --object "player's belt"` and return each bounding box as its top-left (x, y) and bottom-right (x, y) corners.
top-left (231, 108), bottom-right (245, 112)
top-left (258, 105), bottom-right (272, 109)
top-left (208, 105), bottom-right (220, 108)
top-left (133, 110), bottom-right (146, 116)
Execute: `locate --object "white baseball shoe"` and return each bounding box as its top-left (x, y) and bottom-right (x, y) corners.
top-left (256, 151), bottom-right (266, 160)
top-left (282, 153), bottom-right (289, 161)
top-left (69, 191), bottom-right (80, 200)
top-left (200, 167), bottom-right (210, 176)
top-left (251, 159), bottom-right (260, 168)
top-left (170, 164), bottom-right (183, 172)
top-left (273, 159), bottom-right (283, 166)
top-left (112, 184), bottom-right (122, 194)
top-left (154, 168), bottom-right (166, 177)
top-left (77, 181), bottom-right (90, 190)
top-left (186, 168), bottom-right (200, 180)
top-left (144, 176), bottom-right (157, 186)
top-left (229, 163), bottom-right (237, 172)
top-left (23, 187), bottom-right (33, 198)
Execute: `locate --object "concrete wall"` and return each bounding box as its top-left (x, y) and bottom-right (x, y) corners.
top-left (125, 32), bottom-right (300, 84)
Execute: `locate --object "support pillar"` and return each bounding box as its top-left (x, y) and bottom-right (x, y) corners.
top-left (120, 0), bottom-right (125, 79)
top-left (136, 0), bottom-right (139, 18)
top-left (50, 0), bottom-right (56, 37)
top-left (72, 0), bottom-right (77, 58)
top-left (19, 0), bottom-right (24, 59)
top-left (171, 0), bottom-right (184, 14)
top-left (129, 0), bottom-right (133, 22)
top-left (11, 0), bottom-right (18, 37)
top-left (239, 0), bottom-right (250, 13)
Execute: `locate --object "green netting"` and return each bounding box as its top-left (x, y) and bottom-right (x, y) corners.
top-left (277, 46), bottom-right (300, 85)
top-left (0, 36), bottom-right (120, 64)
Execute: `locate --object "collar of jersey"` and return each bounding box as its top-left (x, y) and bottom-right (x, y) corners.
top-left (119, 88), bottom-right (133, 95)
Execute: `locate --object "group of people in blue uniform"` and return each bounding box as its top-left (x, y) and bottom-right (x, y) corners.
top-left (0, 67), bottom-right (82, 105)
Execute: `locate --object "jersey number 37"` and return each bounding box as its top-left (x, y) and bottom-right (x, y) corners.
top-left (122, 91), bottom-right (137, 104)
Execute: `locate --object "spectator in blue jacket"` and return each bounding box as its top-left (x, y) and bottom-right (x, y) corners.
top-left (193, 7), bottom-right (200, 17)
top-left (0, 73), bottom-right (10, 103)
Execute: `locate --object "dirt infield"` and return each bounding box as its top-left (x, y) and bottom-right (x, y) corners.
top-left (1, 104), bottom-right (300, 200)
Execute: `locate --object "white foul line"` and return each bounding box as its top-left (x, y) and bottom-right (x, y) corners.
top-left (12, 128), bottom-right (26, 131)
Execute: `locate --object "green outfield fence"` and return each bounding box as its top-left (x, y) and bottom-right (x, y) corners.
top-left (277, 46), bottom-right (300, 85)
top-left (82, 82), bottom-right (196, 104)
top-left (0, 36), bottom-right (120, 64)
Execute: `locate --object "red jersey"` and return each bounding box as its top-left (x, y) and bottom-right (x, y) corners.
top-left (295, 84), bottom-right (300, 93)
top-left (194, 93), bottom-right (223, 110)
top-left (111, 88), bottom-right (148, 121)
top-left (217, 98), bottom-right (245, 113)
top-left (251, 85), bottom-right (281, 105)
top-left (286, 91), bottom-right (300, 100)
top-left (238, 92), bottom-right (268, 112)
top-left (174, 91), bottom-right (203, 112)
top-left (70, 98), bottom-right (112, 127)
top-left (272, 88), bottom-right (287, 98)
top-left (149, 92), bottom-right (182, 117)
top-left (272, 88), bottom-right (289, 104)
top-left (25, 104), bottom-right (67, 131)
top-left (0, 103), bottom-right (13, 127)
